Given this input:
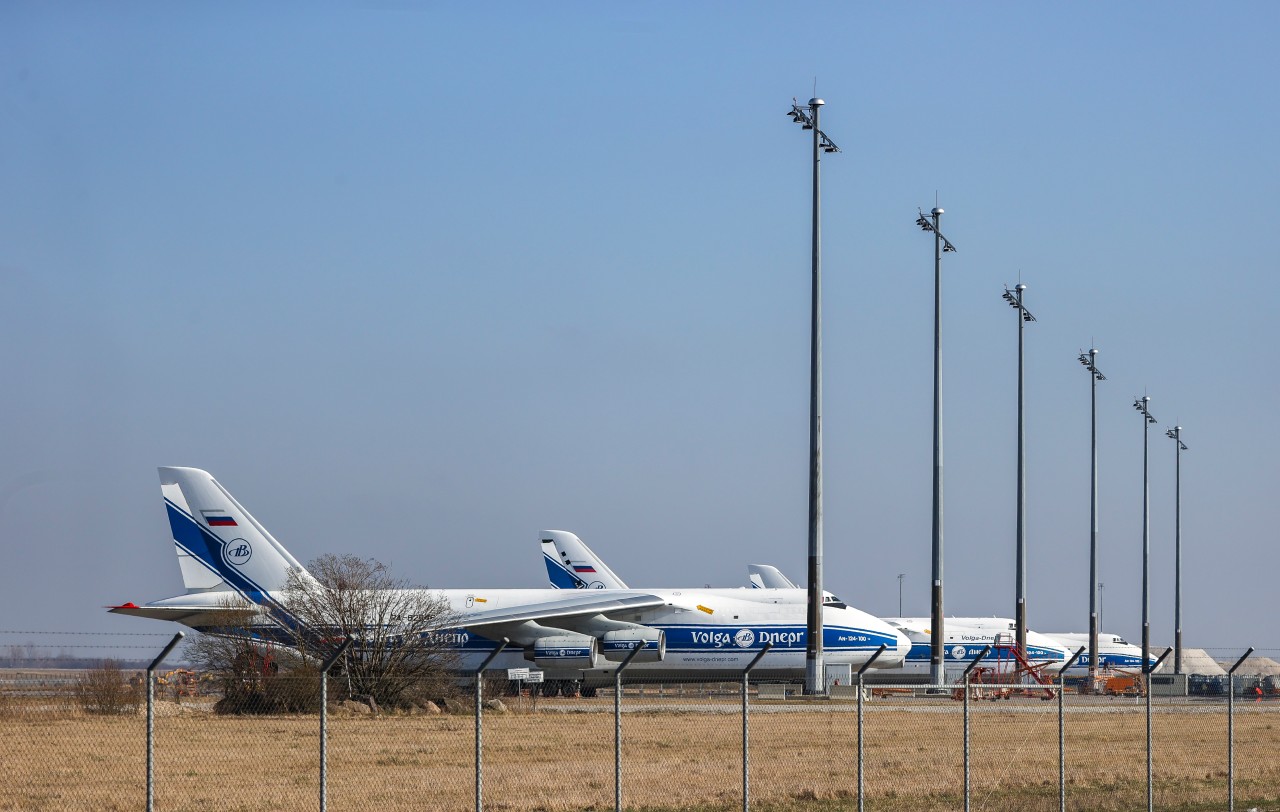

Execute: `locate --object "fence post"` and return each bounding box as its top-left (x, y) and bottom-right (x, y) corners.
top-left (1059, 647), bottom-right (1085, 812)
top-left (741, 643), bottom-right (773, 812)
top-left (1145, 646), bottom-right (1173, 812)
top-left (961, 646), bottom-right (990, 812)
top-left (146, 632), bottom-right (184, 812)
top-left (1226, 647), bottom-right (1253, 812)
top-left (318, 638), bottom-right (353, 812)
top-left (855, 644), bottom-right (887, 812)
top-left (474, 638), bottom-right (509, 812)
top-left (614, 644), bottom-right (644, 812)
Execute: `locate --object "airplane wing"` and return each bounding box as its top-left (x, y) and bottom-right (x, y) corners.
top-left (459, 592), bottom-right (670, 630)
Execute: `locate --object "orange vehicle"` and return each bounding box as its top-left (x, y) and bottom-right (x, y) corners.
top-left (1104, 672), bottom-right (1145, 697)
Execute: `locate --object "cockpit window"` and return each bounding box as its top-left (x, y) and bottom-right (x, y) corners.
top-left (822, 595), bottom-right (848, 609)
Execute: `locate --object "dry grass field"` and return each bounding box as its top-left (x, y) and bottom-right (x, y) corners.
top-left (1, 696), bottom-right (1278, 811)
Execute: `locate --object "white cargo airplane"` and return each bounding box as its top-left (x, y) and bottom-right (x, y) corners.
top-left (886, 616), bottom-right (1154, 673)
top-left (111, 468), bottom-right (909, 690)
top-left (883, 618), bottom-right (1070, 674)
top-left (542, 533), bottom-right (1072, 677)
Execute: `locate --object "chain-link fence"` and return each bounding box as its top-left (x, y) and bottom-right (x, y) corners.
top-left (3, 635), bottom-right (1280, 811)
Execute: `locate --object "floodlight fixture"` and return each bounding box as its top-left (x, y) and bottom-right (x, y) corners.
top-left (1079, 348), bottom-right (1106, 381)
top-left (1134, 396), bottom-right (1156, 423)
top-left (916, 208), bottom-right (956, 251)
top-left (1003, 284), bottom-right (1036, 322)
top-left (789, 100), bottom-right (840, 152)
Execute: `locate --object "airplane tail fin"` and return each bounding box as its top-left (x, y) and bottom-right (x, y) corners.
top-left (540, 530), bottom-right (628, 590)
top-left (159, 467), bottom-right (315, 598)
top-left (747, 564), bottom-right (798, 589)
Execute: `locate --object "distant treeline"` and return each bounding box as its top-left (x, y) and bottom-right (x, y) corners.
top-left (1, 645), bottom-right (157, 670)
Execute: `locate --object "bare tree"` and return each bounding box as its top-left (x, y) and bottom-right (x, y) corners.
top-left (186, 556), bottom-right (457, 712)
top-left (280, 554), bottom-right (458, 709)
top-left (187, 599), bottom-right (317, 713)
top-left (74, 660), bottom-right (142, 715)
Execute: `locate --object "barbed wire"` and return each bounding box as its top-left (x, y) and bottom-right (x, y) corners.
top-left (0, 630), bottom-right (177, 636)
top-left (0, 644), bottom-right (176, 650)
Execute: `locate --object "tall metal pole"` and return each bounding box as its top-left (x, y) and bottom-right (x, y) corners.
top-left (1175, 431), bottom-right (1181, 675)
top-left (1004, 284), bottom-right (1035, 658)
top-left (930, 206), bottom-right (945, 687)
top-left (1144, 404), bottom-right (1151, 676)
top-left (1167, 426), bottom-right (1187, 674)
top-left (1016, 285), bottom-right (1027, 657)
top-left (1079, 348), bottom-right (1105, 689)
top-left (915, 207), bottom-right (954, 687)
top-left (790, 98), bottom-right (839, 695)
top-left (1134, 396), bottom-right (1156, 682)
top-left (897, 573), bottom-right (904, 617)
top-left (804, 97), bottom-right (825, 695)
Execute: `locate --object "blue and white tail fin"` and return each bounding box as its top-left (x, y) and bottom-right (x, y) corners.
top-left (540, 530), bottom-right (628, 590)
top-left (160, 467), bottom-right (317, 600)
top-left (747, 564), bottom-right (798, 590)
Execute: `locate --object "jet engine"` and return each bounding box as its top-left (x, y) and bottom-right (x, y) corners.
top-left (601, 628), bottom-right (666, 663)
top-left (527, 634), bottom-right (598, 669)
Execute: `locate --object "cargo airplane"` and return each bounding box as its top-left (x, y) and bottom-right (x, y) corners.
top-left (542, 532), bottom-right (1074, 678)
top-left (111, 467), bottom-right (909, 692)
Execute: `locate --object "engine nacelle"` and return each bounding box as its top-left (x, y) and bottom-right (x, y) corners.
top-left (528, 635), bottom-right (598, 669)
top-left (601, 628), bottom-right (666, 663)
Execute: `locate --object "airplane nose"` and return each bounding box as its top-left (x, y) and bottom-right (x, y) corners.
top-left (871, 628), bottom-right (911, 667)
top-left (893, 629), bottom-right (911, 663)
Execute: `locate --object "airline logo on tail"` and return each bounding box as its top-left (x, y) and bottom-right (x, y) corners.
top-left (224, 540), bottom-right (253, 567)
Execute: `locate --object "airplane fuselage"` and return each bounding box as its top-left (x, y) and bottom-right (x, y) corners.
top-left (122, 586), bottom-right (909, 683)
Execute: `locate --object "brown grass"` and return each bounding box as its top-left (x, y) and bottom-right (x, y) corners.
top-left (0, 698), bottom-right (1277, 811)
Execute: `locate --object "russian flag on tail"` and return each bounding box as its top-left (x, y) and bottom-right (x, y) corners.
top-left (202, 511), bottom-right (238, 527)
top-left (573, 565), bottom-right (596, 573)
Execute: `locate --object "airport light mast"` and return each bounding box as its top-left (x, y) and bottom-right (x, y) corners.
top-left (1166, 425), bottom-right (1188, 674)
top-left (916, 207), bottom-right (955, 687)
top-left (1003, 284), bottom-right (1036, 659)
top-left (1133, 395), bottom-right (1157, 677)
top-left (1078, 348), bottom-right (1106, 689)
top-left (788, 97), bottom-right (840, 695)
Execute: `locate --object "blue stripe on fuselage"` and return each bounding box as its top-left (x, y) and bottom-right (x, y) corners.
top-left (907, 642), bottom-right (1065, 662)
top-left (628, 624), bottom-right (896, 653)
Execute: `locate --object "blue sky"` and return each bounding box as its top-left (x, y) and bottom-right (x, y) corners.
top-left (2, 3), bottom-right (1277, 656)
